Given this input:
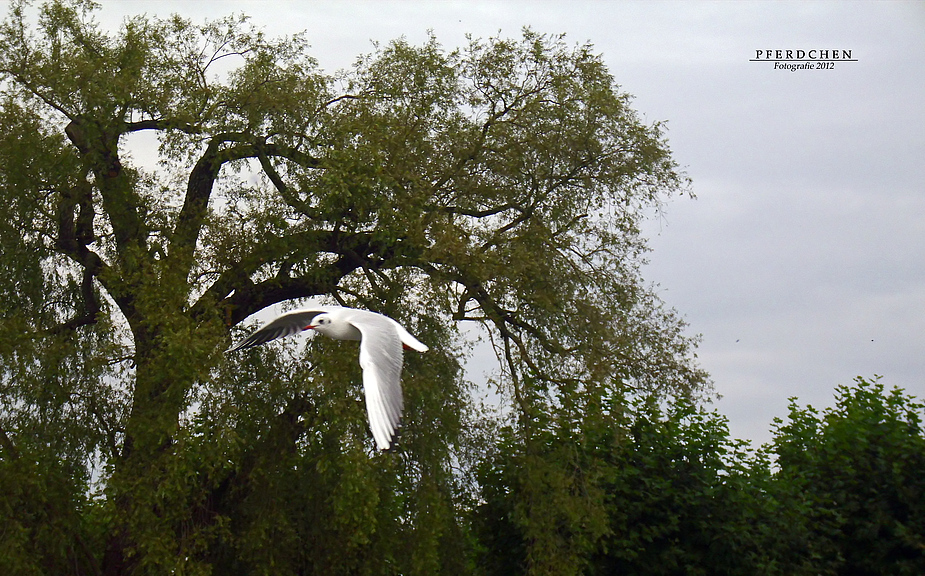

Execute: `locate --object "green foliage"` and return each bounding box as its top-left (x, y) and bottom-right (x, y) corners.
top-left (588, 400), bottom-right (757, 576)
top-left (473, 378), bottom-right (925, 576)
top-left (473, 396), bottom-right (762, 576)
top-left (766, 377), bottom-right (925, 575)
top-left (0, 442), bottom-right (103, 575)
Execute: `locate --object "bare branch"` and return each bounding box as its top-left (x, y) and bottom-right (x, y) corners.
top-left (426, 202), bottom-right (520, 218)
top-left (121, 118), bottom-right (203, 135)
top-left (253, 142), bottom-right (318, 218)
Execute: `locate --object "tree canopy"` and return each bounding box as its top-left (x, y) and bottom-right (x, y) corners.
top-left (0, 1), bottom-right (713, 574)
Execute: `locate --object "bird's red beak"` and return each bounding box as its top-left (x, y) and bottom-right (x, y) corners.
top-left (304, 325), bottom-right (316, 331)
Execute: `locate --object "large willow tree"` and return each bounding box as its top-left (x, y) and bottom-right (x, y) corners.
top-left (0, 1), bottom-right (706, 574)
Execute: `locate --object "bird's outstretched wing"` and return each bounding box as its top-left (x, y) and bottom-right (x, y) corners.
top-left (346, 310), bottom-right (405, 451)
top-left (226, 307), bottom-right (335, 352)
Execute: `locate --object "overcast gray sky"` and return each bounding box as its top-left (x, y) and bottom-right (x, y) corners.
top-left (94, 1), bottom-right (925, 446)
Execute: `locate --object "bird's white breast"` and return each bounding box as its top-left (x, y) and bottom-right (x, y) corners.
top-left (321, 320), bottom-right (362, 341)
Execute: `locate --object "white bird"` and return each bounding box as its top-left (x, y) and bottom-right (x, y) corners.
top-left (226, 306), bottom-right (428, 450)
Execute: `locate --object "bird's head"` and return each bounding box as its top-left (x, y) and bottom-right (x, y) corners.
top-left (306, 313), bottom-right (333, 335)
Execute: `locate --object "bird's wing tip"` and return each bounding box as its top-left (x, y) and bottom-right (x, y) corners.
top-left (225, 339), bottom-right (249, 353)
top-left (378, 424), bottom-right (403, 452)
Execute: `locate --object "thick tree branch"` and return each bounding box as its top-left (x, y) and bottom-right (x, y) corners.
top-left (169, 135), bottom-right (321, 279)
top-left (65, 117), bottom-right (147, 266)
top-left (121, 118), bottom-right (202, 135)
top-left (53, 178), bottom-right (124, 330)
top-left (221, 273), bottom-right (343, 328)
top-left (188, 229), bottom-right (343, 317)
top-left (169, 137), bottom-right (227, 270)
top-left (192, 230), bottom-right (416, 328)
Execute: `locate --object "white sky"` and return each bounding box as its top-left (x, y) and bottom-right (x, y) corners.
top-left (89, 0), bottom-right (925, 446)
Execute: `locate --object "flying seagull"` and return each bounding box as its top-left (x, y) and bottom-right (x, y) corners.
top-left (226, 306), bottom-right (428, 451)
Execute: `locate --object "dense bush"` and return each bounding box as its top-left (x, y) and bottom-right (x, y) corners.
top-left (473, 377), bottom-right (925, 575)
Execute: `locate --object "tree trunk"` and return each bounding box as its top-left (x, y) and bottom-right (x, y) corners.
top-left (100, 315), bottom-right (206, 575)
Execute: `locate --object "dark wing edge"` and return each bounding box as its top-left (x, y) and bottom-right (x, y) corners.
top-left (225, 309), bottom-right (329, 352)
